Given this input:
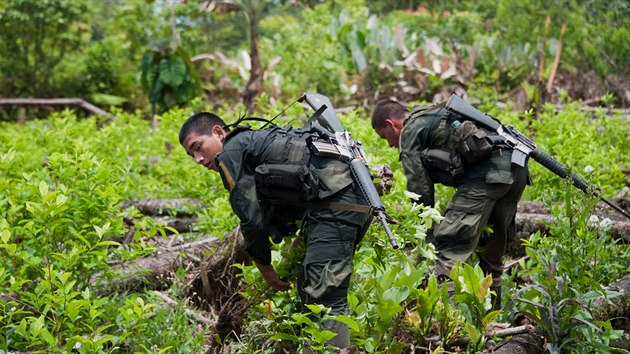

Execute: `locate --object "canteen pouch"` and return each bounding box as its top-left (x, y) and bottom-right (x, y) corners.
top-left (448, 120), bottom-right (493, 166)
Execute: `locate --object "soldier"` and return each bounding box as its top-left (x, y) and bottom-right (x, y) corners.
top-left (371, 98), bottom-right (530, 309)
top-left (179, 112), bottom-right (372, 349)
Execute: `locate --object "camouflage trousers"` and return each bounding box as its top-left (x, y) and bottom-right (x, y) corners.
top-left (297, 183), bottom-right (372, 349)
top-left (434, 151), bottom-right (529, 281)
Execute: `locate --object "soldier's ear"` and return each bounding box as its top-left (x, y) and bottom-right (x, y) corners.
top-left (385, 118), bottom-right (402, 130)
top-left (212, 125), bottom-right (226, 141)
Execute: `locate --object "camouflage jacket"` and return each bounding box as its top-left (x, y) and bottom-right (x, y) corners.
top-left (399, 103), bottom-right (516, 207)
top-left (216, 126), bottom-right (354, 265)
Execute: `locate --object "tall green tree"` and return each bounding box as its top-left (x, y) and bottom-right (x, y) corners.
top-left (0, 0), bottom-right (90, 97)
top-left (141, 1), bottom-right (200, 115)
top-left (200, 0), bottom-right (276, 114)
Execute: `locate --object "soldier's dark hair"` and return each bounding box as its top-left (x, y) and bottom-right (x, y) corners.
top-left (371, 99), bottom-right (408, 129)
top-left (179, 112), bottom-right (227, 145)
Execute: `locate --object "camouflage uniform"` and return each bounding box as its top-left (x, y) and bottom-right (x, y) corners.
top-left (399, 103), bottom-right (529, 286)
top-left (216, 126), bottom-right (372, 348)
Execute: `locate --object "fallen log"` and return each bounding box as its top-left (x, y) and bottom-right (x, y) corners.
top-left (592, 273), bottom-right (630, 321)
top-left (91, 236), bottom-right (219, 295)
top-left (0, 97), bottom-right (115, 121)
top-left (481, 332), bottom-right (544, 354)
top-left (123, 198), bottom-right (204, 217)
top-left (507, 200), bottom-right (630, 257)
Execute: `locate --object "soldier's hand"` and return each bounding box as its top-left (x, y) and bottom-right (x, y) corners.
top-left (255, 261), bottom-right (291, 292)
top-left (269, 278), bottom-right (291, 292)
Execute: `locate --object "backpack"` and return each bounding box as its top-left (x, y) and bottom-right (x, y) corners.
top-left (409, 104), bottom-right (496, 185)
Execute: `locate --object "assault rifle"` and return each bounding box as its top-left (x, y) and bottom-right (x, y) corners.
top-left (446, 94), bottom-right (630, 220)
top-left (298, 92), bottom-right (400, 249)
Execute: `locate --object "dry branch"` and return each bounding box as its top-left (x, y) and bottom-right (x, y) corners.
top-left (546, 23), bottom-right (567, 93)
top-left (185, 226), bottom-right (253, 349)
top-left (0, 98), bottom-right (115, 121)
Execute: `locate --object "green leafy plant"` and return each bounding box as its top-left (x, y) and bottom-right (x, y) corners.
top-left (513, 281), bottom-right (622, 353)
top-left (514, 177), bottom-right (628, 353)
top-left (450, 262), bottom-right (499, 352)
top-left (404, 274), bottom-right (456, 347)
top-left (141, 44), bottom-right (199, 114)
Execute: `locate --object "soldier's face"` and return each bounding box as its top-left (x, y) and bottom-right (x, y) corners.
top-left (375, 118), bottom-right (403, 148)
top-left (182, 126), bottom-right (225, 171)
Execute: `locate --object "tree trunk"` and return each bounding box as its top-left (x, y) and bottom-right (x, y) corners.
top-left (243, 6), bottom-right (263, 115)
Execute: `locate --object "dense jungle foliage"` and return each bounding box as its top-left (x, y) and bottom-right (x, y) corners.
top-left (1, 0), bottom-right (629, 353)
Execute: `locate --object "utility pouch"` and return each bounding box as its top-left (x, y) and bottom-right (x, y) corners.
top-left (448, 120), bottom-right (493, 166)
top-left (420, 148), bottom-right (464, 186)
top-left (254, 163), bottom-right (320, 202)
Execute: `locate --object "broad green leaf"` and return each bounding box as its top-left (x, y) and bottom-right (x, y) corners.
top-left (96, 240), bottom-right (121, 247)
top-left (304, 303), bottom-right (326, 315)
top-left (16, 318), bottom-right (28, 338)
top-left (291, 313), bottom-right (316, 328)
top-left (382, 286), bottom-right (410, 303)
top-left (38, 180), bottom-right (49, 197)
top-left (379, 267), bottom-right (399, 290)
top-left (331, 314), bottom-right (360, 332)
top-left (375, 300), bottom-right (402, 322)
top-left (464, 322), bottom-right (480, 344)
top-left (313, 329), bottom-right (337, 343)
top-left (1, 229), bottom-right (10, 243)
top-left (159, 56), bottom-right (186, 87)
top-left (269, 332), bottom-right (299, 341)
top-left (483, 310), bottom-right (500, 325)
top-left (30, 314), bottom-right (46, 336)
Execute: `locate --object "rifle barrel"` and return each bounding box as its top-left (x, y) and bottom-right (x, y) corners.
top-left (531, 149), bottom-right (630, 220)
top-left (377, 211), bottom-right (400, 249)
